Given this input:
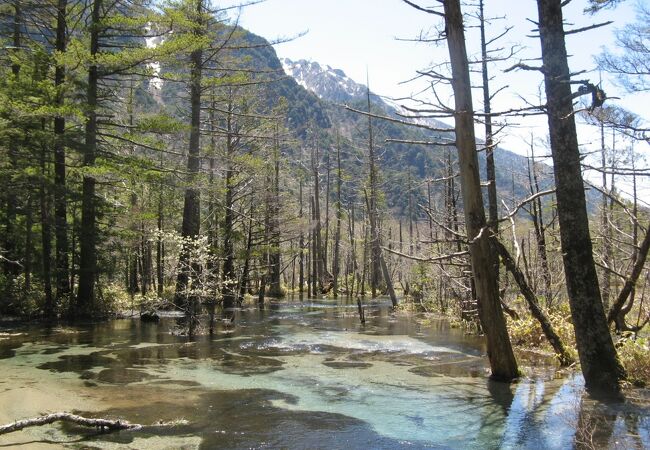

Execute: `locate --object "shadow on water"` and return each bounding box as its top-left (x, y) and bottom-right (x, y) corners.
top-left (0, 295), bottom-right (648, 449)
top-left (74, 389), bottom-right (413, 450)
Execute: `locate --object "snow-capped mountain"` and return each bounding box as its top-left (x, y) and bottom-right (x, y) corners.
top-left (281, 57), bottom-right (451, 132)
top-left (281, 58), bottom-right (384, 105)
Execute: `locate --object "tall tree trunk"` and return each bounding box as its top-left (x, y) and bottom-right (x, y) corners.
top-left (3, 0), bottom-right (21, 293)
top-left (24, 196), bottom-right (33, 296)
top-left (332, 140), bottom-right (342, 298)
top-left (53, 0), bottom-right (70, 304)
top-left (299, 180), bottom-right (304, 299)
top-left (528, 143), bottom-right (553, 305)
top-left (479, 0), bottom-right (500, 288)
top-left (76, 0), bottom-right (101, 316)
top-left (268, 131), bottom-right (282, 296)
top-left (311, 195), bottom-right (318, 293)
top-left (443, 0), bottom-right (518, 381)
top-left (221, 147), bottom-right (235, 309)
top-left (323, 155), bottom-right (331, 273)
top-left (40, 145), bottom-right (54, 317)
top-left (536, 0), bottom-right (624, 397)
top-left (366, 84), bottom-right (381, 297)
top-left (599, 121), bottom-right (612, 310)
top-left (175, 0), bottom-right (204, 314)
top-left (607, 221), bottom-right (650, 325)
top-left (238, 211), bottom-right (254, 304)
top-left (156, 177), bottom-right (164, 298)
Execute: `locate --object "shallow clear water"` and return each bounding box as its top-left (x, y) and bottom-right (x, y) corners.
top-left (0, 296), bottom-right (648, 449)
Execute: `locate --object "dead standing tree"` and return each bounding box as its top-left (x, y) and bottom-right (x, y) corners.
top-left (402, 0), bottom-right (518, 381)
top-left (531, 0), bottom-right (624, 397)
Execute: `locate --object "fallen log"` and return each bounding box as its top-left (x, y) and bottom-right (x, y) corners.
top-left (0, 412), bottom-right (142, 435)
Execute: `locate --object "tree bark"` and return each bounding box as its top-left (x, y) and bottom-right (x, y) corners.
top-left (479, 0), bottom-right (500, 288)
top-left (53, 0), bottom-right (71, 304)
top-left (3, 0), bottom-right (21, 291)
top-left (443, 0), bottom-right (518, 381)
top-left (38, 126), bottom-right (54, 317)
top-left (366, 85), bottom-right (381, 297)
top-left (221, 114), bottom-right (235, 309)
top-left (175, 0), bottom-right (204, 312)
top-left (299, 180), bottom-right (304, 299)
top-left (268, 132), bottom-right (282, 297)
top-left (332, 140), bottom-right (342, 298)
top-left (493, 238), bottom-right (573, 366)
top-left (76, 0), bottom-right (101, 316)
top-left (0, 413), bottom-right (141, 435)
top-left (536, 0), bottom-right (624, 397)
top-left (607, 221), bottom-right (650, 325)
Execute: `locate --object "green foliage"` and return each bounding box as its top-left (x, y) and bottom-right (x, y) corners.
top-left (506, 302), bottom-right (578, 362)
top-left (617, 334), bottom-right (650, 387)
top-left (100, 283), bottom-right (133, 315)
top-left (0, 274), bottom-right (44, 317)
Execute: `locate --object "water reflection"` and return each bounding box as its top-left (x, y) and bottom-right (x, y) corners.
top-left (0, 297), bottom-right (648, 449)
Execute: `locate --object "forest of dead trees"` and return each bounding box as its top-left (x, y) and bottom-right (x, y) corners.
top-left (0, 0), bottom-right (649, 398)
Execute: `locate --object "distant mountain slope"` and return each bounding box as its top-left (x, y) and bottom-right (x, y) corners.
top-left (280, 57), bottom-right (551, 213)
top-left (144, 27), bottom-right (555, 215)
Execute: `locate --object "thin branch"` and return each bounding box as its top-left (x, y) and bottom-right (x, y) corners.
top-left (565, 20), bottom-right (612, 35)
top-left (401, 0), bottom-right (445, 18)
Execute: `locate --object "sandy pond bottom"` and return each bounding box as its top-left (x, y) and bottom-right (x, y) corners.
top-left (0, 297), bottom-right (648, 449)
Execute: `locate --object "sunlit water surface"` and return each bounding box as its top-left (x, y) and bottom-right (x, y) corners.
top-left (0, 296), bottom-right (648, 449)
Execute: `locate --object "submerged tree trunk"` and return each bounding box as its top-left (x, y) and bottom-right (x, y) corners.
top-left (443, 0), bottom-right (518, 381)
top-left (536, 0), bottom-right (624, 397)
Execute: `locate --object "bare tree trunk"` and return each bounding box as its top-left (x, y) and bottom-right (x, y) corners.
top-left (600, 121), bottom-right (612, 310)
top-left (299, 180), bottom-right (304, 299)
top-left (493, 239), bottom-right (573, 366)
top-left (238, 212), bottom-right (254, 305)
top-left (324, 154), bottom-right (331, 274)
top-left (0, 413), bottom-right (142, 435)
top-left (443, 0), bottom-right (518, 381)
top-left (479, 0), bottom-right (500, 287)
top-left (380, 252), bottom-right (398, 307)
top-left (156, 168), bottom-right (164, 298)
top-left (24, 196), bottom-right (33, 296)
top-left (40, 140), bottom-right (54, 317)
top-left (528, 143), bottom-right (553, 305)
top-left (332, 139), bottom-right (342, 298)
top-left (607, 221), bottom-right (650, 326)
top-left (366, 84), bottom-right (381, 297)
top-left (536, 0), bottom-right (624, 397)
top-left (268, 131), bottom-right (282, 297)
top-left (221, 160), bottom-right (235, 308)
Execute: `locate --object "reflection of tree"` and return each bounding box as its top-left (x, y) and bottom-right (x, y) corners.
top-left (573, 398), bottom-right (614, 450)
top-left (493, 379), bottom-right (570, 448)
